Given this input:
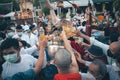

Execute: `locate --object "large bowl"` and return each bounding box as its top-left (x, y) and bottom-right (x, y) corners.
top-left (48, 45), bottom-right (64, 58)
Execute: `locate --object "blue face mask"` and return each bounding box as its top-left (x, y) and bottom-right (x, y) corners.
top-left (7, 32), bottom-right (14, 38)
top-left (3, 53), bottom-right (18, 63)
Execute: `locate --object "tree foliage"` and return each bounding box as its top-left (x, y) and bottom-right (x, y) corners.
top-left (113, 0), bottom-right (120, 11)
top-left (42, 7), bottom-right (50, 16)
top-left (0, 0), bottom-right (19, 14)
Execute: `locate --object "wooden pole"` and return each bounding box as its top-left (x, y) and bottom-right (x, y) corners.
top-left (85, 0), bottom-right (92, 37)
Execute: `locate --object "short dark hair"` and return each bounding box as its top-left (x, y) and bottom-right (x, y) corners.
top-left (0, 32), bottom-right (6, 39)
top-left (29, 24), bottom-right (35, 30)
top-left (0, 38), bottom-right (20, 51)
top-left (82, 21), bottom-right (86, 26)
top-left (92, 59), bottom-right (107, 77)
top-left (39, 64), bottom-right (58, 80)
top-left (20, 40), bottom-right (31, 48)
top-left (110, 32), bottom-right (119, 43)
top-left (16, 25), bottom-right (22, 30)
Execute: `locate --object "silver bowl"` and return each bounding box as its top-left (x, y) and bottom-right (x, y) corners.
top-left (48, 45), bottom-right (64, 58)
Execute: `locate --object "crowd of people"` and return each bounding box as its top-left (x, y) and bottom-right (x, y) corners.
top-left (0, 0), bottom-right (120, 80)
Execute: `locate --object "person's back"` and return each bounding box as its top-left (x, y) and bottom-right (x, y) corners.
top-left (54, 49), bottom-right (82, 80)
top-left (45, 27), bottom-right (82, 79)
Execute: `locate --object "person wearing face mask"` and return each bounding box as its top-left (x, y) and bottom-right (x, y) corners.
top-left (0, 37), bottom-right (47, 80)
top-left (33, 22), bottom-right (39, 37)
top-left (6, 27), bottom-right (15, 38)
top-left (74, 30), bottom-right (120, 64)
top-left (0, 38), bottom-right (38, 79)
top-left (13, 25), bottom-right (24, 40)
top-left (29, 24), bottom-right (38, 46)
top-left (9, 23), bottom-right (16, 31)
top-left (21, 24), bottom-right (38, 46)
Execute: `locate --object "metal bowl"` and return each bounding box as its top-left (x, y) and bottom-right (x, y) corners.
top-left (48, 45), bottom-right (64, 57)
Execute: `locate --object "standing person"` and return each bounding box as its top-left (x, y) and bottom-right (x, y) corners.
top-left (21, 24), bottom-right (38, 46)
top-left (54, 31), bottom-right (82, 80)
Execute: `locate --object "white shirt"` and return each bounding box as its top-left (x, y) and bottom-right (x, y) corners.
top-left (21, 33), bottom-right (38, 46)
top-left (2, 54), bottom-right (37, 79)
top-left (20, 45), bottom-right (38, 55)
top-left (20, 45), bottom-right (47, 69)
top-left (90, 37), bottom-right (113, 64)
top-left (85, 61), bottom-right (120, 80)
top-left (80, 72), bottom-right (96, 80)
top-left (90, 37), bottom-right (109, 55)
top-left (22, 25), bottom-right (29, 31)
top-left (77, 26), bottom-right (86, 32)
top-left (107, 65), bottom-right (120, 80)
top-left (112, 63), bottom-right (120, 72)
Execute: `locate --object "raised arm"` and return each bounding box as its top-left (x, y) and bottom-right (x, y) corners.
top-left (75, 30), bottom-right (109, 55)
top-left (34, 37), bottom-right (48, 74)
top-left (75, 30), bottom-right (90, 42)
top-left (76, 51), bottom-right (92, 67)
top-left (47, 0), bottom-right (60, 25)
top-left (61, 31), bottom-right (79, 72)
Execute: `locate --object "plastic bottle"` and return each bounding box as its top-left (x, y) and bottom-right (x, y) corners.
top-left (39, 27), bottom-right (45, 41)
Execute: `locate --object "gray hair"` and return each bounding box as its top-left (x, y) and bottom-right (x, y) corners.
top-left (54, 48), bottom-right (72, 71)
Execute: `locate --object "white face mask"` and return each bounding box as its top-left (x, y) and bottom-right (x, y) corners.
top-left (114, 23), bottom-right (118, 27)
top-left (33, 30), bottom-right (38, 36)
top-left (11, 27), bottom-right (16, 31)
top-left (3, 53), bottom-right (18, 63)
top-left (7, 32), bottom-right (14, 38)
top-left (17, 32), bottom-right (23, 37)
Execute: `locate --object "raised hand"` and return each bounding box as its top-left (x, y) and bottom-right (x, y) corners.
top-left (39, 36), bottom-right (48, 50)
top-left (73, 29), bottom-right (83, 37)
